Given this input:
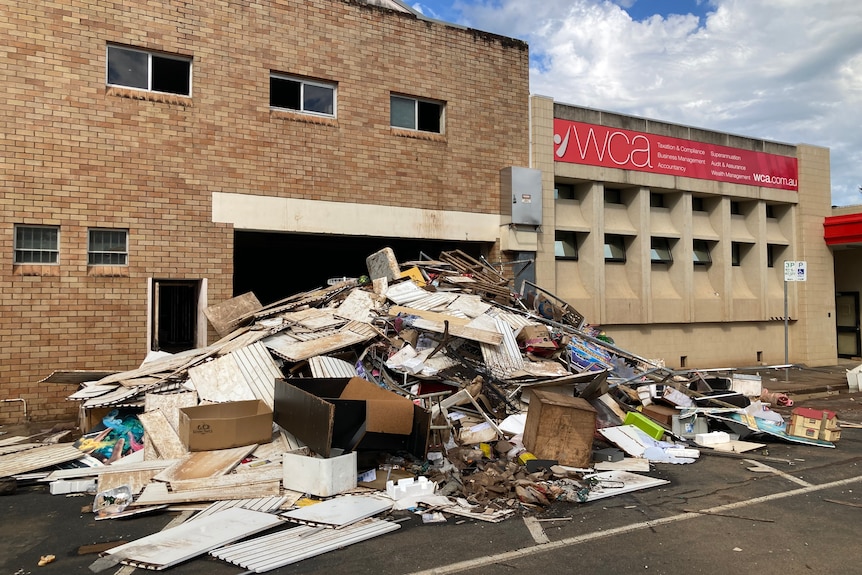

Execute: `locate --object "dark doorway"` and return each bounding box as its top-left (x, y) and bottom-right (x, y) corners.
top-left (234, 231), bottom-right (488, 305)
top-left (836, 291), bottom-right (860, 358)
top-left (152, 279), bottom-right (199, 353)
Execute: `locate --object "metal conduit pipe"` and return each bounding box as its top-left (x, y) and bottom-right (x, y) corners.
top-left (2, 398), bottom-right (28, 421)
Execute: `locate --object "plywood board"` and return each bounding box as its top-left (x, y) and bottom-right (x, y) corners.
top-left (137, 410), bottom-right (187, 460)
top-left (169, 465), bottom-right (282, 492)
top-left (264, 326), bottom-right (375, 362)
top-left (144, 392), bottom-right (199, 433)
top-left (105, 507), bottom-right (283, 570)
top-left (412, 318), bottom-right (503, 345)
top-left (153, 444), bottom-right (257, 483)
top-left (333, 289), bottom-right (380, 323)
top-left (97, 468), bottom-right (162, 495)
top-left (204, 291), bottom-right (262, 337)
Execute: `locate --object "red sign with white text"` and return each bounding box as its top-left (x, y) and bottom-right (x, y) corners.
top-left (553, 119), bottom-right (798, 191)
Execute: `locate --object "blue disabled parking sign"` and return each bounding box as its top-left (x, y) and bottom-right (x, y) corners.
top-left (784, 260), bottom-right (807, 282)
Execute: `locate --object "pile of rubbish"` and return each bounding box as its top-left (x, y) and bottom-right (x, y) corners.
top-left (0, 248), bottom-right (842, 572)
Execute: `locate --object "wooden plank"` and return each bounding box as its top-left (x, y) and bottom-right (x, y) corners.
top-left (0, 444), bottom-right (85, 478)
top-left (388, 305), bottom-right (470, 326)
top-left (153, 445), bottom-right (257, 483)
top-left (137, 410), bottom-right (187, 460)
top-left (42, 458), bottom-right (177, 481)
top-left (264, 327), bottom-right (374, 362)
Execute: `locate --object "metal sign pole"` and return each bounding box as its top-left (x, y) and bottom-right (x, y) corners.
top-left (784, 278), bottom-right (789, 381)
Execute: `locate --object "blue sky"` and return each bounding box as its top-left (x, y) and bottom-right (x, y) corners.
top-left (408, 0), bottom-right (862, 207)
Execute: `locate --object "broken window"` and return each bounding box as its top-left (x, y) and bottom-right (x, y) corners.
top-left (650, 237), bottom-right (673, 264)
top-left (603, 234), bottom-right (626, 262)
top-left (554, 230), bottom-right (578, 260)
top-left (390, 94), bottom-right (443, 133)
top-left (88, 228), bottom-right (128, 266)
top-left (107, 45), bottom-right (191, 96)
top-left (14, 224), bottom-right (59, 264)
top-left (270, 74), bottom-right (335, 116)
top-left (693, 239), bottom-right (712, 265)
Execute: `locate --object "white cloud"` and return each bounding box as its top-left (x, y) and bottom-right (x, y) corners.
top-left (451, 0), bottom-right (862, 206)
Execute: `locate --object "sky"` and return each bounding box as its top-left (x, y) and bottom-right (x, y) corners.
top-left (409, 0), bottom-right (862, 207)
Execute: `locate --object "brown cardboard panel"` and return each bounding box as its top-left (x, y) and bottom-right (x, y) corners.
top-left (338, 378), bottom-right (414, 434)
top-left (179, 400), bottom-right (272, 452)
top-left (523, 390), bottom-right (597, 468)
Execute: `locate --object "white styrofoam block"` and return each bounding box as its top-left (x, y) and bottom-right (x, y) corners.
top-left (283, 451), bottom-right (357, 497)
top-left (386, 476), bottom-right (435, 500)
top-left (695, 431), bottom-right (730, 445)
top-left (49, 479), bottom-right (97, 495)
top-left (665, 447), bottom-right (700, 459)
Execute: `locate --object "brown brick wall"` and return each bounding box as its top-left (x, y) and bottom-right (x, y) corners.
top-left (0, 0), bottom-right (530, 423)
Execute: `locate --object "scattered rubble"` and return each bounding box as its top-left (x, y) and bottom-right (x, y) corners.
top-left (0, 247), bottom-right (846, 572)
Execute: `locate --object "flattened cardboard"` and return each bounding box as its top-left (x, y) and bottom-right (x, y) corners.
top-left (273, 377), bottom-right (429, 458)
top-left (179, 400), bottom-right (273, 451)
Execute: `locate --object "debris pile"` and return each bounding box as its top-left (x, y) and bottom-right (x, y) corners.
top-left (0, 248), bottom-right (843, 572)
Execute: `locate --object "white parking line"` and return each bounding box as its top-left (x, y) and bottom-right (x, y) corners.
top-left (744, 459), bottom-right (813, 487)
top-left (522, 516), bottom-right (550, 544)
top-left (406, 474), bottom-right (862, 575)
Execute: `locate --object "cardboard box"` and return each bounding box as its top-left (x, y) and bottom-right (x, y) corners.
top-left (641, 404), bottom-right (677, 426)
top-left (523, 390), bottom-right (596, 467)
top-left (178, 399), bottom-right (273, 451)
top-left (273, 377), bottom-right (430, 458)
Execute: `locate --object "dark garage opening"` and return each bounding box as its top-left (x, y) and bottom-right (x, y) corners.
top-left (234, 231), bottom-right (488, 305)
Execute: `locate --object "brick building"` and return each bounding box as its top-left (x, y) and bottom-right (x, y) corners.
top-left (1, 0), bottom-right (530, 423)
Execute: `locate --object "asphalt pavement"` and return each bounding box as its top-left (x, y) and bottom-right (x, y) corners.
top-left (3, 362), bottom-right (862, 575)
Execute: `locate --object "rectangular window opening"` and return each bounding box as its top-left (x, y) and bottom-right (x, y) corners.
top-left (555, 183), bottom-right (576, 200)
top-left (604, 234), bottom-right (626, 263)
top-left (270, 74), bottom-right (335, 116)
top-left (88, 228), bottom-right (129, 266)
top-left (14, 224), bottom-right (59, 264)
top-left (391, 94), bottom-right (443, 133)
top-left (693, 239), bottom-right (712, 266)
top-left (554, 231), bottom-right (578, 260)
top-left (650, 237), bottom-right (673, 264)
top-left (604, 187), bottom-right (623, 205)
top-left (692, 196), bottom-right (706, 212)
top-left (650, 193), bottom-right (665, 208)
top-left (107, 45), bottom-right (191, 96)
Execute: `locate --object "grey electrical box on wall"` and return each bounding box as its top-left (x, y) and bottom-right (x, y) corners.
top-left (500, 166), bottom-right (542, 226)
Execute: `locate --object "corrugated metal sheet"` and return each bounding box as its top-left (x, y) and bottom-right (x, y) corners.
top-left (384, 281), bottom-right (430, 305)
top-left (309, 356), bottom-right (358, 378)
top-left (189, 496), bottom-right (288, 522)
top-left (210, 518), bottom-right (400, 572)
top-left (480, 317), bottom-right (524, 379)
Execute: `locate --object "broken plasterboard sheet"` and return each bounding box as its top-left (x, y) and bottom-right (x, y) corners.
top-left (385, 280), bottom-right (430, 305)
top-left (592, 457), bottom-right (651, 472)
top-left (153, 444), bottom-right (258, 483)
top-left (281, 495), bottom-right (393, 528)
top-left (446, 294), bottom-right (493, 318)
top-left (210, 517), bottom-right (400, 572)
top-left (96, 468), bottom-right (162, 495)
top-left (333, 288), bottom-right (381, 323)
top-left (103, 507), bottom-right (283, 571)
top-left (579, 470), bottom-right (669, 502)
top-left (264, 322), bottom-right (377, 362)
top-left (131, 479), bottom-right (281, 506)
top-left (283, 307), bottom-right (347, 331)
top-left (204, 291), bottom-right (263, 337)
top-left (187, 342), bottom-right (281, 408)
top-left (412, 317), bottom-right (503, 345)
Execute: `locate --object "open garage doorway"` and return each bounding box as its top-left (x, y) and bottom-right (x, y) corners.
top-left (233, 231), bottom-right (490, 305)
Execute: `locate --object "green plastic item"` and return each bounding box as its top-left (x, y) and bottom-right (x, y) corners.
top-left (624, 411), bottom-right (666, 440)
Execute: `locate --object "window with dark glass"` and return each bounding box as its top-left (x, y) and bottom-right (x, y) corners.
top-left (555, 231), bottom-right (578, 260)
top-left (391, 95), bottom-right (443, 133)
top-left (693, 240), bottom-right (711, 265)
top-left (604, 188), bottom-right (623, 204)
top-left (14, 225), bottom-right (59, 264)
top-left (730, 201), bottom-right (742, 215)
top-left (650, 193), bottom-right (665, 208)
top-left (604, 234), bottom-right (626, 262)
top-left (107, 45), bottom-right (191, 96)
top-left (650, 237), bottom-right (673, 264)
top-left (555, 183), bottom-right (576, 200)
top-left (270, 74), bottom-right (335, 116)
top-left (731, 242), bottom-right (741, 266)
top-left (692, 196), bottom-right (706, 212)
